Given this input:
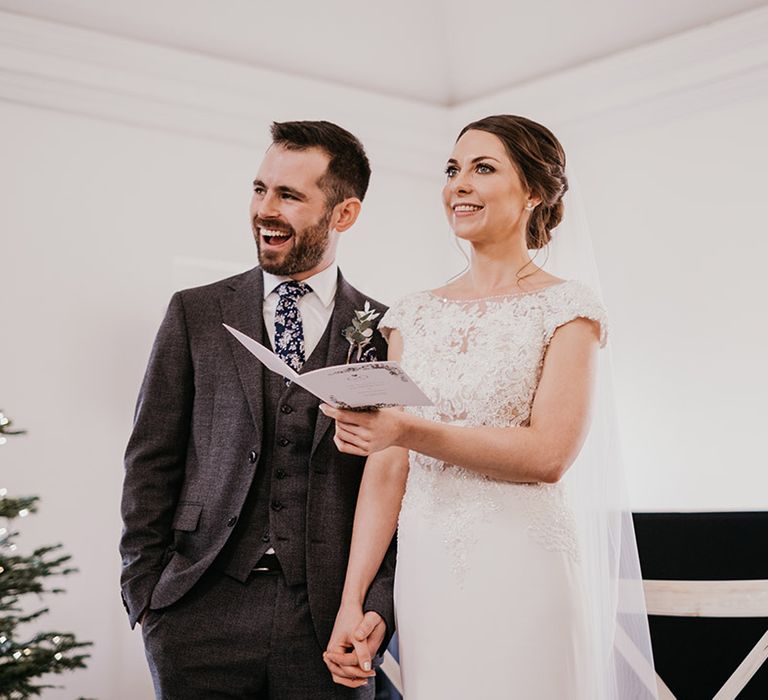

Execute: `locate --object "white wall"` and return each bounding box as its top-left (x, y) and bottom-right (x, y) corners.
top-left (1, 6), bottom-right (767, 699)
top-left (570, 101), bottom-right (768, 511)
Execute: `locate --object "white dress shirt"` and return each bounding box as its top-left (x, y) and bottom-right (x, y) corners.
top-left (262, 263), bottom-right (338, 359)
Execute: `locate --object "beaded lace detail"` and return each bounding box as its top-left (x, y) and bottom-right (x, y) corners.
top-left (381, 281), bottom-right (607, 575)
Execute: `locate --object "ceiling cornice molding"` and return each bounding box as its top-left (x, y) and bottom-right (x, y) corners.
top-left (0, 10), bottom-right (449, 178)
top-left (450, 6), bottom-right (768, 138)
top-left (2, 7), bottom-right (765, 170)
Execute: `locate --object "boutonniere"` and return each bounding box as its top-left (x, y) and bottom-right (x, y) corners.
top-left (342, 301), bottom-right (380, 363)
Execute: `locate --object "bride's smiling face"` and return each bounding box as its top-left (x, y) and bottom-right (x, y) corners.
top-left (443, 129), bottom-right (535, 245)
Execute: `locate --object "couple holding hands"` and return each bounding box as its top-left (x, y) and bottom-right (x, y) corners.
top-left (120, 116), bottom-right (656, 698)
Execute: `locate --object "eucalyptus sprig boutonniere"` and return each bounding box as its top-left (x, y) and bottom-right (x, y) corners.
top-left (342, 301), bottom-right (380, 363)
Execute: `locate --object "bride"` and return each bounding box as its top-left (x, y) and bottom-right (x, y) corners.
top-left (321, 115), bottom-right (656, 698)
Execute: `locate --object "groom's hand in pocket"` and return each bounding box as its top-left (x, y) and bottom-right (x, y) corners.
top-left (324, 609), bottom-right (384, 687)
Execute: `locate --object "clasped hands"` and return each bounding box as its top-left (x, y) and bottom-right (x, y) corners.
top-left (319, 404), bottom-right (404, 456)
top-left (319, 404), bottom-right (398, 686)
top-left (323, 606), bottom-right (386, 688)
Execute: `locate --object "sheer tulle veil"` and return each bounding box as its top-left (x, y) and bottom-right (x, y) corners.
top-left (541, 173), bottom-right (659, 699)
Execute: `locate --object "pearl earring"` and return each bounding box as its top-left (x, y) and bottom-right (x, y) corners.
top-left (525, 202), bottom-right (535, 211)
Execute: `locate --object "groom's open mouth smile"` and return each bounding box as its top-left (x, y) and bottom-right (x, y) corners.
top-left (260, 227), bottom-right (294, 248)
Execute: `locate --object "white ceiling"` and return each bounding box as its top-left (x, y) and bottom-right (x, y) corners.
top-left (0, 0), bottom-right (764, 105)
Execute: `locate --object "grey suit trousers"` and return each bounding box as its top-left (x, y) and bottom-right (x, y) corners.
top-left (141, 568), bottom-right (374, 700)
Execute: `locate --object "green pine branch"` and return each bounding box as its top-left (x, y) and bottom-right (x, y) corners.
top-left (0, 546), bottom-right (78, 600)
top-left (0, 630), bottom-right (91, 697)
top-left (0, 411), bottom-right (26, 439)
top-left (0, 498), bottom-right (38, 521)
top-left (0, 409), bottom-right (92, 697)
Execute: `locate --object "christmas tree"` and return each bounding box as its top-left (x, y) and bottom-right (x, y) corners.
top-left (0, 409), bottom-right (92, 698)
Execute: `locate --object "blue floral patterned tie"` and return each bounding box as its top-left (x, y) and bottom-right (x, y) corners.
top-left (274, 281), bottom-right (312, 384)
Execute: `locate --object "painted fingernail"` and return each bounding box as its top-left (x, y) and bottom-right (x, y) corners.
top-left (363, 661), bottom-right (371, 671)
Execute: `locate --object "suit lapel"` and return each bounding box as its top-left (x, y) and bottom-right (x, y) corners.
top-left (310, 271), bottom-right (360, 457)
top-left (220, 267), bottom-right (363, 456)
top-left (220, 267), bottom-right (265, 438)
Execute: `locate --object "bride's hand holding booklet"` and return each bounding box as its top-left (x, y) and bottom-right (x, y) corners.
top-left (223, 324), bottom-right (433, 410)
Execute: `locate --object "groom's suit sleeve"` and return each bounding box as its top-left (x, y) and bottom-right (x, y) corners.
top-left (363, 533), bottom-right (397, 652)
top-left (120, 292), bottom-right (193, 628)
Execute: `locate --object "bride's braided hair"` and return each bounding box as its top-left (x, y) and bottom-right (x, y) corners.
top-left (457, 115), bottom-right (568, 250)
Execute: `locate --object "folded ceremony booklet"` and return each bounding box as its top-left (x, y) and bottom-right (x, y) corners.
top-left (223, 324), bottom-right (433, 410)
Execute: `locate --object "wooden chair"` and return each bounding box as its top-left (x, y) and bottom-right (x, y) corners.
top-left (633, 512), bottom-right (768, 699)
top-left (642, 578), bottom-right (768, 698)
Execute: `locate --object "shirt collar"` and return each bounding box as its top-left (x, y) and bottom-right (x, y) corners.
top-left (262, 262), bottom-right (338, 308)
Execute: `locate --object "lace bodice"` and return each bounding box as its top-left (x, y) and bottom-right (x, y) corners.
top-left (379, 280), bottom-right (608, 574)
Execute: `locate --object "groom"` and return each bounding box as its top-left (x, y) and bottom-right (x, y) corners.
top-left (120, 120), bottom-right (395, 699)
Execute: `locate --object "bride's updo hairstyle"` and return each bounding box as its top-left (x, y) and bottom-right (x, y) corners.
top-left (457, 115), bottom-right (568, 250)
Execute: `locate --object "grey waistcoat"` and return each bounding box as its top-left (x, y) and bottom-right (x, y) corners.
top-left (215, 319), bottom-right (333, 585)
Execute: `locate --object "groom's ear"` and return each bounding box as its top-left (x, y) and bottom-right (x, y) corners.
top-left (331, 197), bottom-right (362, 233)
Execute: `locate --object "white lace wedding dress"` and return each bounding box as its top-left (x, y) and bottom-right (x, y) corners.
top-left (380, 280), bottom-right (608, 700)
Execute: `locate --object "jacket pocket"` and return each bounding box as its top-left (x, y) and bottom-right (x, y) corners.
top-left (171, 501), bottom-right (203, 532)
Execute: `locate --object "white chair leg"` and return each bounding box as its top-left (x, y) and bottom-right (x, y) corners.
top-left (712, 628), bottom-right (768, 700)
top-left (381, 650), bottom-right (404, 695)
top-left (615, 624), bottom-right (676, 699)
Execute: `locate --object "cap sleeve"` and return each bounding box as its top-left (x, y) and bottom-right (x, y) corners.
top-left (378, 299), bottom-right (403, 343)
top-left (544, 282), bottom-right (608, 348)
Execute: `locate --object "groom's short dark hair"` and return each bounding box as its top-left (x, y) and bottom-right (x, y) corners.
top-left (270, 120), bottom-right (371, 205)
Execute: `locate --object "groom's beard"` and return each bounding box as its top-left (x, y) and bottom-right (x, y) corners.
top-left (254, 207), bottom-right (332, 276)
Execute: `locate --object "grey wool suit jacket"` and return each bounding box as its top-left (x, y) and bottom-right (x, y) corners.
top-left (119, 266), bottom-right (395, 650)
